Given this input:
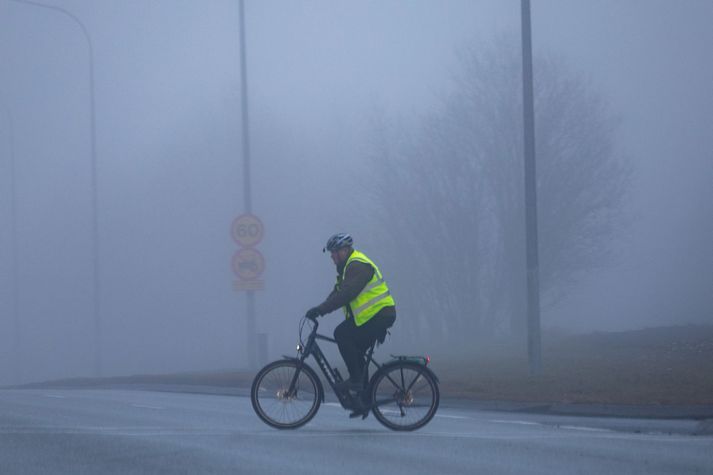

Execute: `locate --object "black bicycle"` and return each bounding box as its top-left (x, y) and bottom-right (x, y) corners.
top-left (251, 316), bottom-right (439, 431)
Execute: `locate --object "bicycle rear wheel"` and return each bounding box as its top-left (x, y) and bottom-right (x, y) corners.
top-left (370, 362), bottom-right (439, 431)
top-left (251, 359), bottom-right (321, 429)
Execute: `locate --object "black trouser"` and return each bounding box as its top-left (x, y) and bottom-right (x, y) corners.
top-left (334, 312), bottom-right (396, 383)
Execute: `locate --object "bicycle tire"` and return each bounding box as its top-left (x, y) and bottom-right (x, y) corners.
top-left (251, 359), bottom-right (321, 429)
top-left (370, 362), bottom-right (439, 431)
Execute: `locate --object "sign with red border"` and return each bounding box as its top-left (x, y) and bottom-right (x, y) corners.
top-left (232, 248), bottom-right (265, 280)
top-left (231, 214), bottom-right (264, 247)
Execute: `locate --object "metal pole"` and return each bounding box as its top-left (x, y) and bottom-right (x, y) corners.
top-left (238, 0), bottom-right (256, 369)
top-left (8, 0), bottom-right (102, 376)
top-left (9, 113), bottom-right (21, 385)
top-left (1, 101), bottom-right (21, 384)
top-left (520, 0), bottom-right (542, 375)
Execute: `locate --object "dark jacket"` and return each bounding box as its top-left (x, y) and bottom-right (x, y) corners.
top-left (316, 250), bottom-right (396, 320)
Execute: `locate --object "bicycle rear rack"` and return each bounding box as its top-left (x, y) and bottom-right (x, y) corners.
top-left (389, 355), bottom-right (430, 366)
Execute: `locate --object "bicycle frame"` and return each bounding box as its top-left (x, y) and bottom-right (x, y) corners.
top-left (288, 319), bottom-right (382, 409)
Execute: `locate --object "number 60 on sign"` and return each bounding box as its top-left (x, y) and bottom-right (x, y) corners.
top-left (231, 214), bottom-right (264, 247)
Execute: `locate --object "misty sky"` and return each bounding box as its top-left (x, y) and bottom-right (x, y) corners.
top-left (0, 0), bottom-right (711, 385)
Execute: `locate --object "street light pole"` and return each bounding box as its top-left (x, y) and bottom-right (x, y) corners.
top-left (1, 100), bottom-right (21, 384)
top-left (8, 0), bottom-right (103, 376)
top-left (520, 0), bottom-right (542, 375)
top-left (238, 0), bottom-right (257, 369)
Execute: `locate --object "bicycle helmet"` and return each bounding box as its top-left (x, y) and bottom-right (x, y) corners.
top-left (323, 233), bottom-right (353, 253)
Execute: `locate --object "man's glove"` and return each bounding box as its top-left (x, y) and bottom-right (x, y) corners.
top-left (305, 307), bottom-right (322, 320)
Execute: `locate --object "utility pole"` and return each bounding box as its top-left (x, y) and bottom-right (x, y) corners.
top-left (238, 0), bottom-right (257, 369)
top-left (8, 0), bottom-right (102, 376)
top-left (520, 0), bottom-right (542, 375)
top-left (1, 101), bottom-right (21, 384)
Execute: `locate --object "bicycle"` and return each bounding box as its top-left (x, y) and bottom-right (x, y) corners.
top-left (250, 316), bottom-right (439, 431)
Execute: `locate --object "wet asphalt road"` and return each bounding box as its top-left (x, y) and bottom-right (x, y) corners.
top-left (0, 389), bottom-right (711, 474)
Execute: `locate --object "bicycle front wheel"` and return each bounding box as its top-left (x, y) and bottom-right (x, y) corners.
top-left (370, 363), bottom-right (439, 431)
top-left (251, 359), bottom-right (321, 429)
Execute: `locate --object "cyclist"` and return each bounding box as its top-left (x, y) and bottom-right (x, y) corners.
top-left (305, 233), bottom-right (396, 395)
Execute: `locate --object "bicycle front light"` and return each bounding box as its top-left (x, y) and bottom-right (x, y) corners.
top-left (296, 343), bottom-right (304, 353)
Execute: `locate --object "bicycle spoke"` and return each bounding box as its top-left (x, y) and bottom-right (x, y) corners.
top-left (383, 372), bottom-right (404, 392)
top-left (405, 371), bottom-right (424, 393)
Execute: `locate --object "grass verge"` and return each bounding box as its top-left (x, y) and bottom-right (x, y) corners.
top-left (13, 325), bottom-right (713, 406)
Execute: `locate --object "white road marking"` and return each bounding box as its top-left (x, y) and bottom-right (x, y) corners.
top-left (129, 404), bottom-right (164, 410)
top-left (558, 425), bottom-right (611, 432)
top-left (488, 419), bottom-right (542, 426)
top-left (489, 419), bottom-right (611, 433)
top-left (434, 414), bottom-right (469, 420)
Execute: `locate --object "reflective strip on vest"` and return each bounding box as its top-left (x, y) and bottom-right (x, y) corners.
top-left (352, 290), bottom-right (392, 316)
top-left (339, 250), bottom-right (395, 327)
top-left (362, 278), bottom-right (384, 293)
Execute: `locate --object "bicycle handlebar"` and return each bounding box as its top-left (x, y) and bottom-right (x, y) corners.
top-left (299, 315), bottom-right (319, 347)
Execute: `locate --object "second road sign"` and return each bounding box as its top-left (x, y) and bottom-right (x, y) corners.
top-left (232, 248), bottom-right (265, 281)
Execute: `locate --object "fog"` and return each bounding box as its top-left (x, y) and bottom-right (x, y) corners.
top-left (0, 0), bottom-right (711, 386)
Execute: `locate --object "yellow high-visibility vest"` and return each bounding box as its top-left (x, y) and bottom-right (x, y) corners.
top-left (338, 250), bottom-right (395, 326)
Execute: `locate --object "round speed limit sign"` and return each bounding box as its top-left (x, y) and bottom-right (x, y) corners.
top-left (232, 248), bottom-right (265, 280)
top-left (231, 214), bottom-right (264, 247)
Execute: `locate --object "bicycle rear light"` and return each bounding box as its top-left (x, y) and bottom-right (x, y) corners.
top-left (425, 355), bottom-right (431, 365)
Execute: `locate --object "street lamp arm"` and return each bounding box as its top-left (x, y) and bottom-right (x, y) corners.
top-left (7, 0), bottom-right (93, 54)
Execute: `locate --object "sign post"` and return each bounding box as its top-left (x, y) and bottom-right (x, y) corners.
top-left (236, 0), bottom-right (259, 369)
top-left (521, 0), bottom-right (542, 375)
top-left (231, 213), bottom-right (264, 369)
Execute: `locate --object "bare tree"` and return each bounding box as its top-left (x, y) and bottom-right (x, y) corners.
top-left (363, 38), bottom-right (630, 346)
